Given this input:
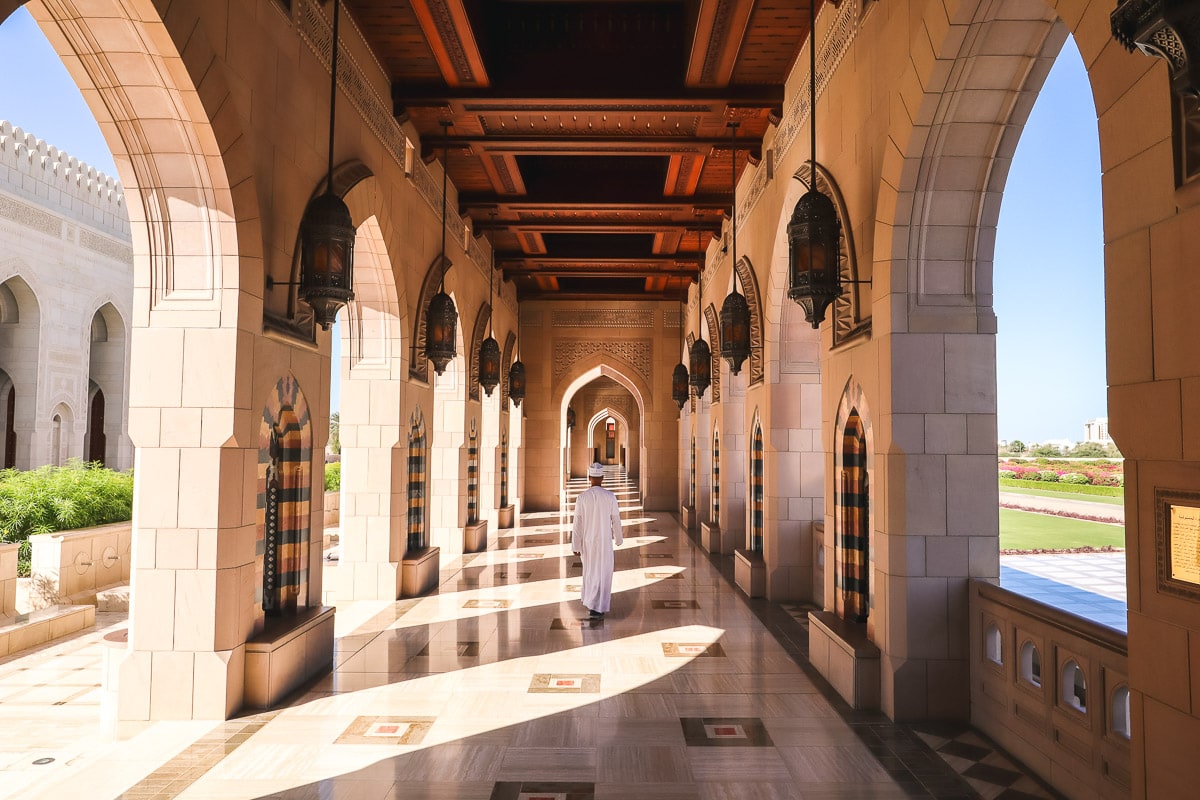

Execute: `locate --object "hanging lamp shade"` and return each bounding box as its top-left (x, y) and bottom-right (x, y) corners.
top-left (479, 334), bottom-right (500, 395)
top-left (508, 359), bottom-right (527, 407)
top-left (787, 189), bottom-right (842, 329)
top-left (299, 191), bottom-right (356, 330)
top-left (566, 406), bottom-right (576, 429)
top-left (719, 287), bottom-right (751, 375)
top-left (689, 337), bottom-right (711, 399)
top-left (425, 289), bottom-right (458, 374)
top-left (672, 362), bottom-right (690, 409)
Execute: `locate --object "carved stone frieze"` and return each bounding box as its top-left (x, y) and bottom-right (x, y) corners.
top-left (553, 338), bottom-right (652, 388)
top-left (552, 309), bottom-right (654, 328)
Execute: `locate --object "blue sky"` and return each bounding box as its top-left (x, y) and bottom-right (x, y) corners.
top-left (0, 9), bottom-right (1104, 441)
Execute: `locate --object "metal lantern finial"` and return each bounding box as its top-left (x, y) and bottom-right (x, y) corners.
top-left (425, 122), bottom-right (458, 374)
top-left (719, 122), bottom-right (751, 374)
top-left (787, 0), bottom-right (843, 329)
top-left (297, 0), bottom-right (354, 330)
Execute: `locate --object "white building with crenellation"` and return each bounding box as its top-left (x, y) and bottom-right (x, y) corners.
top-left (0, 120), bottom-right (132, 470)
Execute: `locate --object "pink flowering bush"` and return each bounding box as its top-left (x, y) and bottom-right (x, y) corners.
top-left (997, 458), bottom-right (1124, 487)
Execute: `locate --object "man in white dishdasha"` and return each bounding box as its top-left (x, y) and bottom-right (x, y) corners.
top-left (571, 462), bottom-right (624, 617)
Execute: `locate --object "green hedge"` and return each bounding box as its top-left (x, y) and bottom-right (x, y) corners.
top-left (999, 477), bottom-right (1123, 498)
top-left (0, 461), bottom-right (134, 575)
top-left (324, 462), bottom-right (341, 493)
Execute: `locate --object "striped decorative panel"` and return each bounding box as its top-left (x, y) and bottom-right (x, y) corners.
top-left (838, 412), bottom-right (869, 623)
top-left (712, 428), bottom-right (720, 520)
top-left (750, 423), bottom-right (764, 553)
top-left (407, 407), bottom-right (427, 551)
top-left (467, 419), bottom-right (479, 524)
top-left (256, 375), bottom-right (313, 628)
top-left (689, 437), bottom-right (696, 508)
top-left (500, 431), bottom-right (509, 508)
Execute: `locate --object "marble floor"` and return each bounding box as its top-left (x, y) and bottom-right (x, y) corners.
top-left (3, 481), bottom-right (1019, 800)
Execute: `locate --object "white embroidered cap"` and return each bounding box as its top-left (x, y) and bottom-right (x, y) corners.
top-left (587, 462), bottom-right (605, 478)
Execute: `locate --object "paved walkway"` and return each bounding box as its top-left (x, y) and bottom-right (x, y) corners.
top-left (2, 484), bottom-right (1007, 800)
top-left (998, 491), bottom-right (1124, 523)
top-left (999, 552), bottom-right (1128, 633)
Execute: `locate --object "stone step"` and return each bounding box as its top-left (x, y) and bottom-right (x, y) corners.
top-left (96, 585), bottom-right (130, 612)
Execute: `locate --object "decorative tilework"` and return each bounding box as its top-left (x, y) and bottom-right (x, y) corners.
top-left (645, 572), bottom-right (683, 579)
top-left (468, 419), bottom-right (479, 524)
top-left (838, 411), bottom-right (868, 623)
top-left (528, 674), bottom-right (601, 693)
top-left (712, 427), bottom-right (720, 520)
top-left (408, 406), bottom-right (428, 551)
top-left (662, 642), bottom-right (726, 658)
top-left (549, 618), bottom-right (604, 630)
top-left (750, 421), bottom-right (764, 553)
top-left (912, 722), bottom-right (1058, 800)
top-left (335, 716), bottom-right (435, 745)
top-left (680, 717), bottom-right (773, 747)
top-left (489, 782), bottom-right (594, 800)
top-left (652, 600), bottom-right (700, 610)
top-left (464, 599), bottom-right (511, 609)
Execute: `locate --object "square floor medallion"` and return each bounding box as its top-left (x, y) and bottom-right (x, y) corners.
top-left (415, 641), bottom-right (480, 657)
top-left (564, 583), bottom-right (581, 591)
top-left (662, 642), bottom-right (726, 658)
top-left (645, 571), bottom-right (683, 579)
top-left (680, 717), bottom-right (773, 747)
top-left (496, 571), bottom-right (532, 580)
top-left (464, 599), bottom-right (511, 609)
top-left (550, 618), bottom-right (603, 630)
top-left (489, 781), bottom-right (594, 800)
top-left (528, 673), bottom-right (601, 693)
top-left (522, 538), bottom-right (554, 545)
top-left (652, 599), bottom-right (700, 609)
top-left (335, 716), bottom-right (435, 745)
top-left (641, 553), bottom-right (672, 559)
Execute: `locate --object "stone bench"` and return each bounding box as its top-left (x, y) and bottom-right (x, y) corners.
top-left (244, 606), bottom-right (335, 709)
top-left (0, 604), bottom-right (95, 659)
top-left (734, 548), bottom-right (765, 598)
top-left (680, 505), bottom-right (697, 531)
top-left (401, 546), bottom-right (440, 597)
top-left (497, 505), bottom-right (515, 529)
top-left (807, 610), bottom-right (880, 710)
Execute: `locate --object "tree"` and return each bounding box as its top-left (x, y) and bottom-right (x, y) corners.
top-left (328, 412), bottom-right (341, 455)
top-left (1009, 439), bottom-right (1026, 454)
top-left (1031, 444), bottom-right (1062, 457)
top-left (1069, 441), bottom-right (1108, 458)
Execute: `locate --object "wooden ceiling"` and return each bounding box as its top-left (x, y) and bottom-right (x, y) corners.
top-left (344, 0), bottom-right (815, 299)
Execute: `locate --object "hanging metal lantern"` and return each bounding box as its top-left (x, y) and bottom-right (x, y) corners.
top-left (719, 286), bottom-right (751, 375)
top-left (479, 334), bottom-right (500, 395)
top-left (689, 337), bottom-right (711, 399)
top-left (299, 191), bottom-right (356, 330)
top-left (787, 189), bottom-right (842, 329)
top-left (425, 289), bottom-right (458, 375)
top-left (672, 362), bottom-right (689, 409)
top-left (566, 406), bottom-right (576, 429)
top-left (508, 359), bottom-right (526, 407)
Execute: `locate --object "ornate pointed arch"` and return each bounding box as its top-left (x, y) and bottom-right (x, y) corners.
top-left (468, 301), bottom-right (492, 401)
top-left (795, 165), bottom-right (867, 346)
top-left (703, 303), bottom-right (722, 403)
top-left (409, 254), bottom-right (452, 383)
top-left (732, 256), bottom-right (765, 384)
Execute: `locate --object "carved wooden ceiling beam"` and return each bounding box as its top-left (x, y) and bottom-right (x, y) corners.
top-left (687, 0), bottom-right (756, 87)
top-left (408, 0), bottom-right (490, 88)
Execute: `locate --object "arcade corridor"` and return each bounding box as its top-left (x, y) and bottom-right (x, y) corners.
top-left (1, 477), bottom-right (1052, 799)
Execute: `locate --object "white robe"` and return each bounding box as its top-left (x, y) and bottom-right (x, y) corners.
top-left (571, 484), bottom-right (624, 613)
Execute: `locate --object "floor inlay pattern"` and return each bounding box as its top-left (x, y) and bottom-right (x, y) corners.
top-left (7, 479), bottom-right (1054, 799)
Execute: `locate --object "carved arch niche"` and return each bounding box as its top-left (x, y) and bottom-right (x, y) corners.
top-left (794, 164), bottom-right (868, 346)
top-left (730, 257), bottom-right (765, 386)
top-left (410, 254), bottom-right (452, 383)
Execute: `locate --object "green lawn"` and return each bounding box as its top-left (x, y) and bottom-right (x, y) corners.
top-left (999, 484), bottom-right (1124, 506)
top-left (999, 508), bottom-right (1125, 551)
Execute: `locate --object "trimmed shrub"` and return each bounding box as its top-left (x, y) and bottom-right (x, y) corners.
top-left (324, 462), bottom-right (341, 492)
top-left (1060, 473), bottom-right (1090, 485)
top-left (1037, 470), bottom-right (1059, 482)
top-left (999, 470), bottom-right (1018, 480)
top-left (999, 478), bottom-right (1123, 498)
top-left (0, 461), bottom-right (134, 576)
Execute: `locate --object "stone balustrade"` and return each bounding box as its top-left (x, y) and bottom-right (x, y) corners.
top-left (28, 522), bottom-right (131, 609)
top-left (969, 579), bottom-right (1130, 800)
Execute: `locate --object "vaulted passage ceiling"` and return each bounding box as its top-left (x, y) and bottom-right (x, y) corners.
top-left (344, 0), bottom-right (816, 300)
